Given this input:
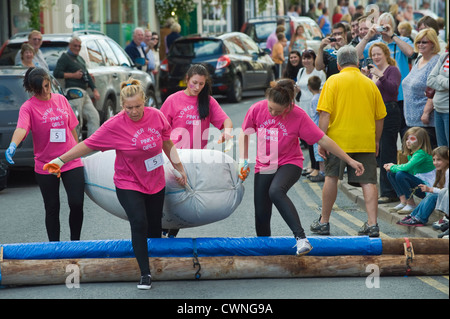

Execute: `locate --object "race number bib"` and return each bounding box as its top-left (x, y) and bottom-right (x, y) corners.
top-left (144, 153), bottom-right (164, 172)
top-left (50, 129), bottom-right (66, 143)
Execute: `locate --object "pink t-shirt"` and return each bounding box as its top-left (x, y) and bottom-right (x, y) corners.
top-left (84, 107), bottom-right (171, 195)
top-left (160, 90), bottom-right (229, 149)
top-left (242, 100), bottom-right (324, 173)
top-left (17, 93), bottom-right (83, 174)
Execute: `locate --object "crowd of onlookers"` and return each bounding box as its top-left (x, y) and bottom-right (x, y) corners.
top-left (271, 1), bottom-right (448, 237)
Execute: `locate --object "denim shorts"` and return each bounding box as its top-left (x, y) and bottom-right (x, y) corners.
top-left (324, 152), bottom-right (377, 187)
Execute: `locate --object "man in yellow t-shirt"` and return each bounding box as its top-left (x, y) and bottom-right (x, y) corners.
top-left (311, 45), bottom-right (386, 238)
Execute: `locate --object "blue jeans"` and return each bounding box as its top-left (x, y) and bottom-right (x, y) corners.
top-left (434, 110), bottom-right (449, 146)
top-left (386, 171), bottom-right (426, 199)
top-left (410, 193), bottom-right (438, 223)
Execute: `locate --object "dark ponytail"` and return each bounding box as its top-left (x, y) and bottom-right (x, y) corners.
top-left (266, 78), bottom-right (296, 112)
top-left (23, 67), bottom-right (51, 96)
top-left (186, 64), bottom-right (212, 119)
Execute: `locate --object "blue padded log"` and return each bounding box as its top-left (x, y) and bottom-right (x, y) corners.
top-left (1, 236), bottom-right (382, 260)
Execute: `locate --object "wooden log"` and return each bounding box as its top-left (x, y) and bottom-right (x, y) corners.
top-left (1, 254), bottom-right (448, 286)
top-left (381, 238), bottom-right (449, 255)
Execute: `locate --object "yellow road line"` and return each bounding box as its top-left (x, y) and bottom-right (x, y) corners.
top-left (417, 277), bottom-right (449, 296)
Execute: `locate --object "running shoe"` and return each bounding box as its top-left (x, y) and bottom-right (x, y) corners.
top-left (358, 222), bottom-right (380, 237)
top-left (295, 238), bottom-right (313, 256)
top-left (310, 216), bottom-right (330, 235)
top-left (137, 274), bottom-right (152, 290)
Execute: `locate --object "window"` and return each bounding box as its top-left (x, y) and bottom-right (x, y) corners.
top-left (85, 40), bottom-right (105, 67)
top-left (239, 35), bottom-right (260, 55)
top-left (107, 39), bottom-right (132, 66)
top-left (97, 39), bottom-right (119, 66)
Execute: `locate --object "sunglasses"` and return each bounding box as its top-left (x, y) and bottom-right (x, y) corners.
top-left (416, 40), bottom-right (430, 45)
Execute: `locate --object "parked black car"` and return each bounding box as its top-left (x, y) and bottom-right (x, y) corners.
top-left (0, 66), bottom-right (82, 168)
top-left (159, 32), bottom-right (275, 103)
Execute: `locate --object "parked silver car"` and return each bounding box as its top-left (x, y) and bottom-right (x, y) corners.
top-left (0, 66), bottom-right (82, 168)
top-left (0, 30), bottom-right (158, 123)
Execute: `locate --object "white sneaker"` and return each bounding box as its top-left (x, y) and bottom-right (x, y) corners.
top-left (389, 203), bottom-right (406, 212)
top-left (294, 238), bottom-right (313, 256)
top-left (398, 204), bottom-right (417, 214)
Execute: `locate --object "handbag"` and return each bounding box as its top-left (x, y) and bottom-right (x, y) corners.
top-left (424, 86), bottom-right (435, 99)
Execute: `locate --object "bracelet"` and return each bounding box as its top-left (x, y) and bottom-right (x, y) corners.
top-left (58, 157), bottom-right (66, 164)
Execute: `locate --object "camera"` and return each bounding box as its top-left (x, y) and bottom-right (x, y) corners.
top-left (366, 58), bottom-right (374, 69)
top-left (328, 37), bottom-right (337, 42)
top-left (375, 26), bottom-right (386, 32)
top-left (82, 71), bottom-right (90, 83)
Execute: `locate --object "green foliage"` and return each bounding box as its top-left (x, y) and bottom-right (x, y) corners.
top-left (25, 0), bottom-right (42, 31)
top-left (155, 0), bottom-right (196, 25)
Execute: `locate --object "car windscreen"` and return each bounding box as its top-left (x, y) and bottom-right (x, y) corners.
top-left (39, 42), bottom-right (69, 71)
top-left (254, 22), bottom-right (277, 41)
top-left (0, 77), bottom-right (29, 111)
top-left (169, 39), bottom-right (224, 58)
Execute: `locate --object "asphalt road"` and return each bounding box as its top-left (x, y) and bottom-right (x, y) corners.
top-left (0, 91), bottom-right (448, 303)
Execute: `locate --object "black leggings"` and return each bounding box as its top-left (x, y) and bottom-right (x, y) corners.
top-left (116, 187), bottom-right (165, 276)
top-left (254, 164), bottom-right (305, 238)
top-left (35, 166), bottom-right (85, 241)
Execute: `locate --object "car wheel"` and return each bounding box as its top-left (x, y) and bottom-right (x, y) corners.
top-left (102, 98), bottom-right (115, 123)
top-left (146, 89), bottom-right (159, 109)
top-left (227, 75), bottom-right (242, 103)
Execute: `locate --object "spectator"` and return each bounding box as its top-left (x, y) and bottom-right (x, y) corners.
top-left (332, 6), bottom-right (343, 25)
top-left (151, 32), bottom-right (161, 72)
top-left (287, 5), bottom-right (299, 17)
top-left (398, 146), bottom-right (449, 226)
top-left (283, 50), bottom-right (302, 81)
top-left (54, 36), bottom-right (100, 137)
top-left (384, 127), bottom-right (436, 214)
top-left (296, 50), bottom-right (326, 115)
top-left (310, 45), bottom-right (386, 237)
top-left (289, 25), bottom-right (308, 53)
top-left (318, 7), bottom-right (331, 36)
top-left (417, 16), bottom-right (447, 54)
top-left (315, 22), bottom-right (348, 78)
top-left (307, 3), bottom-right (318, 22)
top-left (16, 43), bottom-right (35, 67)
top-left (349, 15), bottom-right (361, 43)
top-left (271, 32), bottom-right (287, 79)
top-left (307, 76), bottom-right (326, 182)
top-left (142, 29), bottom-right (156, 74)
top-left (165, 22), bottom-right (181, 53)
top-left (361, 42), bottom-right (402, 204)
top-left (426, 41), bottom-right (449, 146)
top-left (296, 49), bottom-right (326, 181)
top-left (402, 28), bottom-right (440, 148)
top-left (14, 30), bottom-right (49, 70)
top-left (436, 18), bottom-right (446, 41)
top-left (397, 21), bottom-right (414, 42)
top-left (125, 27), bottom-right (148, 71)
top-left (5, 68), bottom-right (84, 242)
top-left (356, 12), bottom-right (414, 137)
top-left (316, 2), bottom-right (324, 17)
top-left (266, 20), bottom-right (285, 52)
top-left (402, 3), bottom-right (414, 24)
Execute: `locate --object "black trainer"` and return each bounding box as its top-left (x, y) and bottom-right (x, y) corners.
top-left (358, 222), bottom-right (380, 237)
top-left (137, 274), bottom-right (152, 290)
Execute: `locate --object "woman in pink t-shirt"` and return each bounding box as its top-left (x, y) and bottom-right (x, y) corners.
top-left (160, 64), bottom-right (233, 149)
top-left (5, 67), bottom-right (84, 242)
top-left (239, 79), bottom-right (364, 256)
top-left (44, 79), bottom-right (187, 290)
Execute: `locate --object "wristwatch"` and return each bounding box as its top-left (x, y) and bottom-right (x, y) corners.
top-left (390, 33), bottom-right (397, 39)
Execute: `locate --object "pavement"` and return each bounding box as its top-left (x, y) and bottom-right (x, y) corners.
top-left (338, 168), bottom-right (446, 239)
